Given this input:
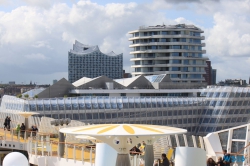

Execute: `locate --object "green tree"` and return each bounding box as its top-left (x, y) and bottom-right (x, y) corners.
top-left (64, 95), bottom-right (67, 98)
top-left (34, 95), bottom-right (38, 99)
top-left (17, 94), bottom-right (22, 98)
top-left (24, 94), bottom-right (29, 98)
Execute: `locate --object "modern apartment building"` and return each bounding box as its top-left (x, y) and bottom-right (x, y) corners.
top-left (68, 40), bottom-right (123, 83)
top-left (129, 24), bottom-right (208, 83)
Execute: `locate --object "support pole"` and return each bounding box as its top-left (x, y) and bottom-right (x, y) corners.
top-left (116, 154), bottom-right (131, 166)
top-left (144, 145), bottom-right (154, 166)
top-left (58, 132), bottom-right (65, 157)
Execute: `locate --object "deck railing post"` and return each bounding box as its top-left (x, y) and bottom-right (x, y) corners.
top-left (18, 130), bottom-right (20, 142)
top-left (4, 130), bottom-right (6, 140)
top-left (11, 129), bottom-right (13, 141)
top-left (30, 140), bottom-right (33, 155)
top-left (81, 147), bottom-right (84, 163)
top-left (42, 139), bottom-right (44, 156)
top-left (35, 140), bottom-right (37, 156)
top-left (50, 142), bottom-right (52, 156)
top-left (65, 144), bottom-right (68, 159)
top-left (90, 147), bottom-right (93, 166)
top-left (73, 145), bottom-right (76, 161)
top-left (57, 143), bottom-right (60, 158)
top-left (24, 131), bottom-right (27, 143)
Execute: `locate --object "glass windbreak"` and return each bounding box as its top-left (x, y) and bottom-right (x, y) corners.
top-left (231, 141), bottom-right (245, 154)
top-left (92, 97), bottom-right (98, 109)
top-left (97, 97), bottom-right (104, 109)
top-left (195, 136), bottom-right (201, 148)
top-left (218, 131), bottom-right (228, 150)
top-left (178, 99), bottom-right (183, 106)
top-left (186, 135), bottom-right (194, 147)
top-left (170, 135), bottom-right (177, 147)
top-left (232, 127), bottom-right (247, 140)
top-left (50, 99), bottom-right (58, 110)
top-left (183, 99), bottom-right (188, 105)
top-left (178, 135), bottom-right (185, 146)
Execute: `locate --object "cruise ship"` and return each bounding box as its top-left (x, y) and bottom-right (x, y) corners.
top-left (0, 75), bottom-right (249, 165)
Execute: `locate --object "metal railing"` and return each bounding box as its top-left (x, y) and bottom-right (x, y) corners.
top-left (0, 128), bottom-right (96, 165)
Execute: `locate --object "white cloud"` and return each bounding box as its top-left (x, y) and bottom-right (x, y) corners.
top-left (25, 53), bottom-right (49, 60)
top-left (0, 0), bottom-right (249, 83)
top-left (32, 40), bottom-right (52, 49)
top-left (21, 0), bottom-right (52, 8)
top-left (200, 0), bottom-right (250, 82)
top-left (0, 0), bottom-right (173, 83)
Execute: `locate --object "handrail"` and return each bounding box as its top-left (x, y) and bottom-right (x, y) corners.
top-left (215, 152), bottom-right (244, 156)
top-left (0, 128), bottom-right (95, 149)
top-left (236, 142), bottom-right (250, 155)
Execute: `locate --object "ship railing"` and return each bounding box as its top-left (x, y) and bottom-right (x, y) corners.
top-left (0, 128), bottom-right (96, 165)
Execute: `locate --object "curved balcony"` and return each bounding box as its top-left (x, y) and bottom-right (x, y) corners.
top-left (131, 71), bottom-right (169, 75)
top-left (130, 55), bottom-right (209, 61)
top-left (129, 35), bottom-right (205, 41)
top-left (131, 63), bottom-right (207, 68)
top-left (128, 28), bottom-right (204, 34)
top-left (129, 42), bottom-right (204, 48)
top-left (130, 49), bottom-right (205, 54)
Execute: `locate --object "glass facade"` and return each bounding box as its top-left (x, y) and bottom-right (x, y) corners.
top-left (68, 41), bottom-right (123, 83)
top-left (1, 86), bottom-right (250, 136)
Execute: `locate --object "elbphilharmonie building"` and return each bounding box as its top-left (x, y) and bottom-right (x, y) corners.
top-left (68, 40), bottom-right (123, 83)
top-left (1, 82), bottom-right (250, 136)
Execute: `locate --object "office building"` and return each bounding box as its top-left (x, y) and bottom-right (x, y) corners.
top-left (217, 79), bottom-right (247, 86)
top-left (129, 24), bottom-right (208, 83)
top-left (123, 70), bottom-right (132, 78)
top-left (203, 60), bottom-right (212, 85)
top-left (53, 80), bottom-right (57, 84)
top-left (9, 81), bottom-right (15, 85)
top-left (212, 69), bottom-right (217, 85)
top-left (68, 40), bottom-right (123, 83)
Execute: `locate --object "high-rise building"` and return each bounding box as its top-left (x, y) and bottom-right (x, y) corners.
top-left (204, 60), bottom-right (212, 85)
top-left (211, 69), bottom-right (217, 85)
top-left (53, 80), bottom-right (57, 85)
top-left (129, 24), bottom-right (208, 83)
top-left (68, 40), bottom-right (123, 83)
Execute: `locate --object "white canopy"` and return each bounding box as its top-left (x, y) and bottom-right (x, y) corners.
top-left (60, 124), bottom-right (186, 136)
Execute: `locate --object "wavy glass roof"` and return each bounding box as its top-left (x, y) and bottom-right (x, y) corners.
top-left (69, 40), bottom-right (122, 56)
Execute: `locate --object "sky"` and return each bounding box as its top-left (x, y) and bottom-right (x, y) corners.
top-left (0, 0), bottom-right (250, 84)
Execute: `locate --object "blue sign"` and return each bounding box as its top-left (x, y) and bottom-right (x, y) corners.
top-left (224, 156), bottom-right (245, 162)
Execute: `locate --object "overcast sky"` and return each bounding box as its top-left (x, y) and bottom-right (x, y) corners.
top-left (0, 0), bottom-right (249, 84)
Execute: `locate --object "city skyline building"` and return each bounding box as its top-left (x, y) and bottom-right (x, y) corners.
top-left (128, 24), bottom-right (208, 83)
top-left (68, 40), bottom-right (123, 83)
top-left (212, 69), bottom-right (217, 85)
top-left (204, 60), bottom-right (212, 85)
